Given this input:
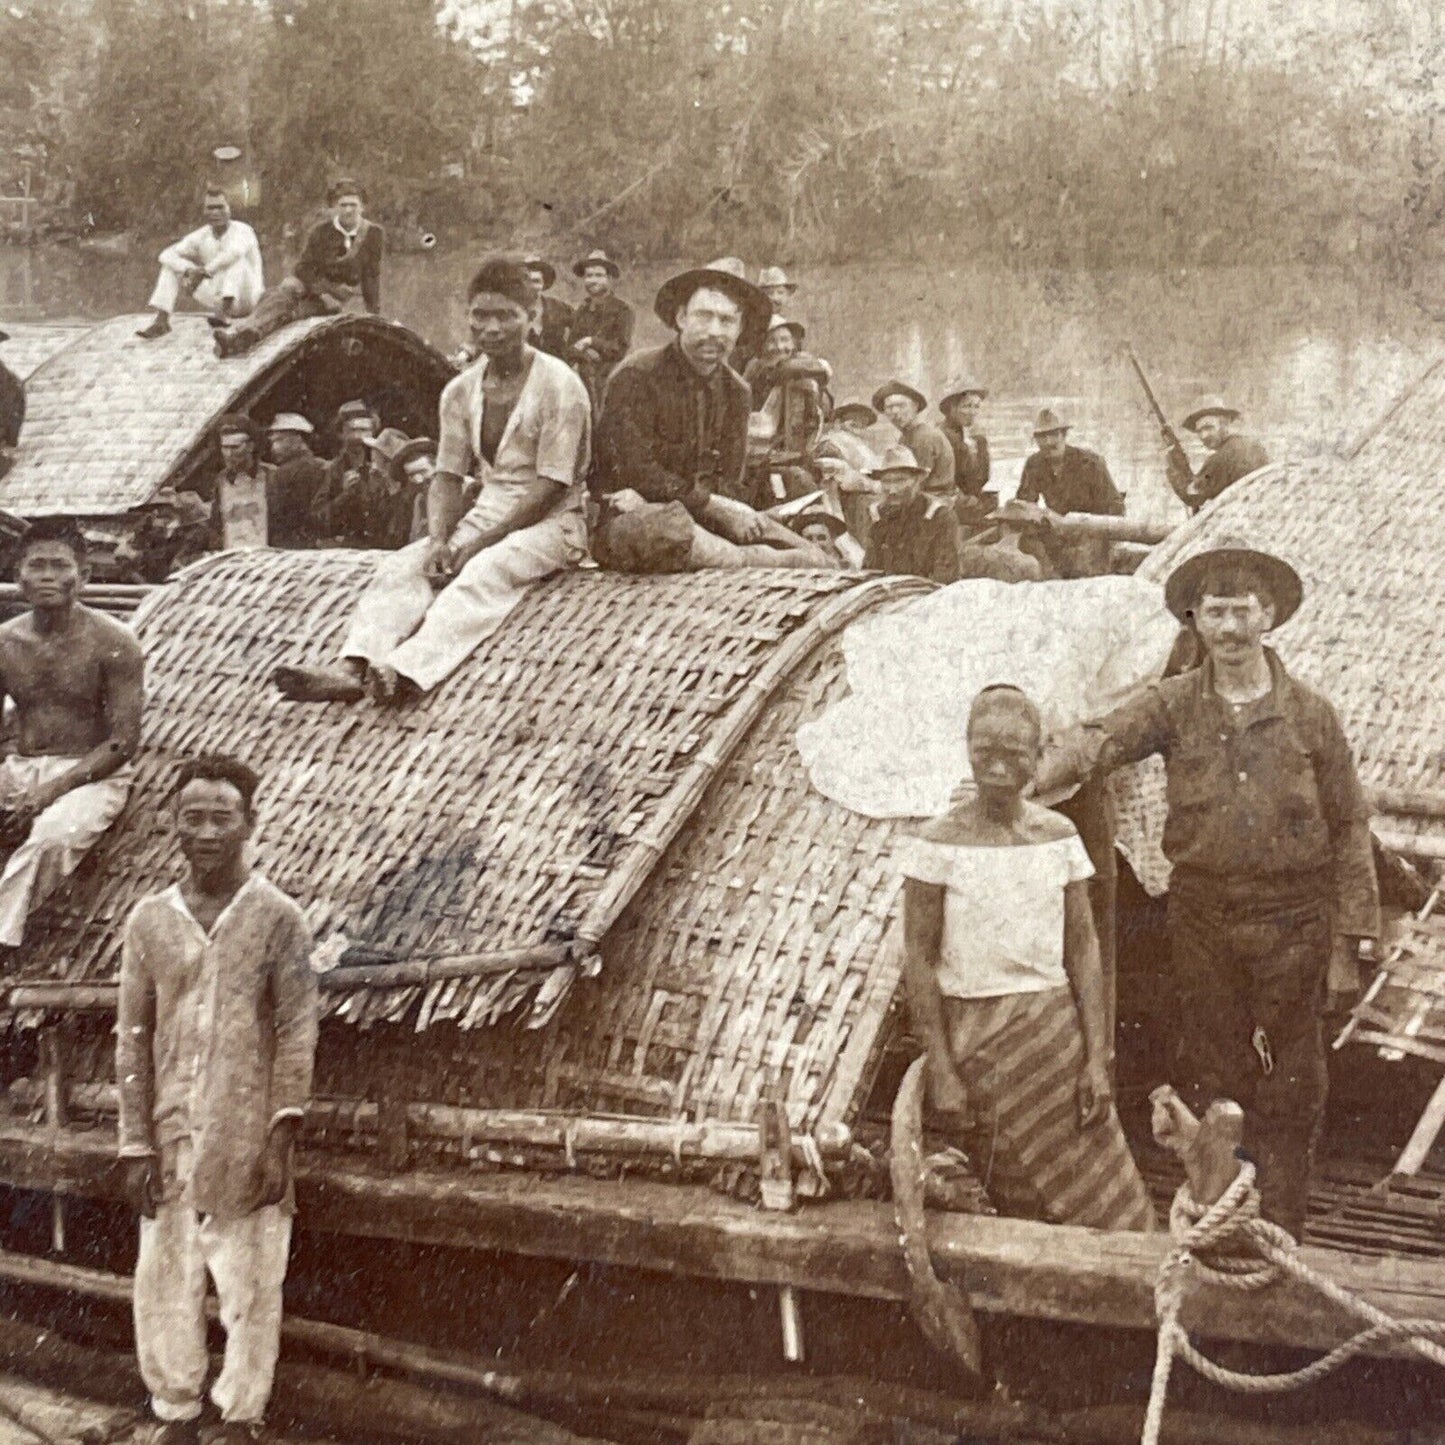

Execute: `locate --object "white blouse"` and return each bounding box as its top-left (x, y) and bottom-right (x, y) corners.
top-left (897, 829), bottom-right (1095, 1000)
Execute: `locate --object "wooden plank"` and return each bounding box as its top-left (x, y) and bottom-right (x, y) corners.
top-left (4, 1122), bottom-right (1445, 1357)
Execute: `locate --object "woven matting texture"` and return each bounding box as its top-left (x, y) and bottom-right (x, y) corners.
top-left (20, 552), bottom-right (909, 1038)
top-left (317, 630), bottom-right (913, 1133)
top-left (0, 313), bottom-right (445, 516)
top-left (0, 322), bottom-right (87, 380)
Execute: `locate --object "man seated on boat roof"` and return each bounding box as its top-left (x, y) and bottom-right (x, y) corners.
top-left (900, 683), bottom-right (1156, 1231)
top-left (955, 499), bottom-right (1049, 584)
top-left (272, 254), bottom-right (591, 705)
top-left (861, 444), bottom-right (960, 585)
top-left (1033, 539), bottom-right (1380, 1239)
top-left (1167, 395), bottom-right (1270, 515)
top-left (0, 517), bottom-right (143, 957)
top-left (213, 178), bottom-right (383, 359)
top-left (590, 262), bottom-right (827, 572)
top-left (1015, 408), bottom-right (1124, 578)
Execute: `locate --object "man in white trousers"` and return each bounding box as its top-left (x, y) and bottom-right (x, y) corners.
top-left (137, 189), bottom-right (264, 340)
top-left (271, 253), bottom-right (591, 705)
top-left (0, 518), bottom-right (142, 954)
top-left (118, 753), bottom-right (318, 1445)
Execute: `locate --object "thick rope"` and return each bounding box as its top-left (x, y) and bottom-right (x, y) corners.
top-left (1142, 1161), bottom-right (1445, 1445)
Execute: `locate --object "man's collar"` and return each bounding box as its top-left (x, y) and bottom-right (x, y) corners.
top-left (334, 216), bottom-right (362, 243)
top-left (665, 338), bottom-right (723, 385)
top-left (1199, 646), bottom-right (1288, 721)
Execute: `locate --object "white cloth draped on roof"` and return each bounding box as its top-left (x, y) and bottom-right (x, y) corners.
top-left (795, 577), bottom-right (1178, 832)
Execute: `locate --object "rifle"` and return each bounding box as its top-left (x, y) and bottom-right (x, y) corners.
top-left (1126, 345), bottom-right (1196, 511)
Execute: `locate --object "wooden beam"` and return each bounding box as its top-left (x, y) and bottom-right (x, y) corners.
top-left (2, 1122), bottom-right (1445, 1358)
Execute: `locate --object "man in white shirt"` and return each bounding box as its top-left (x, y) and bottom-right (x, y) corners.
top-left (138, 189), bottom-right (264, 340)
top-left (271, 255), bottom-right (591, 705)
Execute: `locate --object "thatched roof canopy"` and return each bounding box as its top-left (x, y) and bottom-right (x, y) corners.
top-left (21, 553), bottom-right (926, 1041)
top-left (0, 322), bottom-right (87, 380)
top-left (0, 314), bottom-right (454, 517)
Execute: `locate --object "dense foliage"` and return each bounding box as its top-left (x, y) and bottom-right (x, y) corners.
top-left (1, 0), bottom-right (1442, 274)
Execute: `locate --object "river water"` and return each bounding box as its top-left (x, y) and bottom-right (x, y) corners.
top-left (2, 246), bottom-right (1439, 524)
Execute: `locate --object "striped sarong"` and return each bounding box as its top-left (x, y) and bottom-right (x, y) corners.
top-left (944, 987), bottom-right (1156, 1232)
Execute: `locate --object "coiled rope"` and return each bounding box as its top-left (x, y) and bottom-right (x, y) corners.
top-left (1143, 1161), bottom-right (1445, 1445)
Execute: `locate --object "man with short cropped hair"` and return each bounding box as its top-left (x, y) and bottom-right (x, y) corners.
top-left (0, 518), bottom-right (143, 952)
top-left (119, 754), bottom-right (317, 1445)
top-left (1035, 539), bottom-right (1380, 1238)
top-left (138, 189), bottom-right (264, 340)
top-left (272, 255), bottom-right (592, 704)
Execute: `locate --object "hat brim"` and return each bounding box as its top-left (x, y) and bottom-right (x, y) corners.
top-left (832, 403), bottom-right (877, 426)
top-left (1163, 545), bottom-right (1302, 627)
top-left (654, 268), bottom-right (772, 350)
top-left (769, 320), bottom-right (805, 345)
top-left (573, 256), bottom-right (621, 279)
top-left (1032, 423), bottom-right (1070, 437)
top-left (525, 260), bottom-right (558, 289)
top-left (868, 464), bottom-right (928, 480)
top-left (791, 510), bottom-right (847, 538)
top-left (394, 438), bottom-right (437, 469)
top-left (871, 383), bottom-right (927, 413)
top-left (1182, 406), bottom-right (1241, 432)
top-left (940, 388), bottom-right (988, 411)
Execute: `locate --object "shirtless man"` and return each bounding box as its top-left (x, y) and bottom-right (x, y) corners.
top-left (0, 517), bottom-right (144, 950)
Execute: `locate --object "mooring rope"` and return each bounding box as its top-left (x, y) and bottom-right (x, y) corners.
top-left (1142, 1161), bottom-right (1445, 1445)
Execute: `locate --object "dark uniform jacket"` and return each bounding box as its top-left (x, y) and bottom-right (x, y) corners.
top-left (569, 293), bottom-right (634, 372)
top-left (1062, 649), bottom-right (1378, 935)
top-left (267, 451), bottom-right (328, 549)
top-left (0, 360), bottom-right (22, 451)
top-left (1190, 434), bottom-right (1270, 509)
top-left (319, 454), bottom-right (413, 550)
top-left (595, 341), bottom-right (749, 519)
top-left (863, 493), bottom-right (959, 584)
top-left (293, 217), bottom-right (384, 313)
top-left (1016, 444), bottom-right (1124, 515)
top-left (899, 418), bottom-right (955, 496)
top-left (533, 294), bottom-right (575, 359)
top-left (942, 421), bottom-right (990, 499)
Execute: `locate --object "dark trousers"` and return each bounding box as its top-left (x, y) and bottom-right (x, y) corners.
top-left (1166, 881), bottom-right (1330, 1239)
top-left (227, 277), bottom-right (331, 353)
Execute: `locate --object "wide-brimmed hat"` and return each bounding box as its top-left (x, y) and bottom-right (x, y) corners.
top-left (336, 398), bottom-right (378, 429)
top-left (831, 399), bottom-right (877, 426)
top-left (1163, 534), bottom-right (1303, 627)
top-left (1032, 406), bottom-right (1071, 436)
top-left (708, 256), bottom-right (748, 279)
top-left (215, 412), bottom-right (259, 446)
top-left (572, 248), bottom-right (621, 279)
top-left (939, 377), bottom-right (988, 411)
top-left (362, 427), bottom-right (417, 466)
top-left (789, 507), bottom-right (847, 539)
top-left (654, 263), bottom-right (772, 350)
top-left (987, 498), bottom-right (1050, 532)
top-left (1181, 394), bottom-right (1242, 432)
top-left (757, 266), bottom-right (797, 294)
top-left (872, 380), bottom-right (927, 414)
top-left (149, 487), bottom-right (213, 528)
top-left (522, 255), bottom-right (558, 290)
top-left (267, 412), bottom-right (314, 436)
top-left (394, 436), bottom-right (437, 471)
top-left (868, 443), bottom-right (927, 479)
top-left (765, 315), bottom-right (805, 346)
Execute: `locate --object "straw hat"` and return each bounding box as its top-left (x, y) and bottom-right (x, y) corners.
top-left (757, 266), bottom-right (797, 294)
top-left (871, 380), bottom-right (927, 414)
top-left (831, 399), bottom-right (877, 426)
top-left (522, 255), bottom-right (558, 290)
top-left (653, 263), bottom-right (771, 350)
top-left (1181, 395), bottom-right (1242, 432)
top-left (867, 443), bottom-right (927, 479)
top-left (939, 377), bottom-right (988, 411)
top-left (1163, 534), bottom-right (1303, 627)
top-left (572, 248), bottom-right (621, 279)
top-left (1032, 407), bottom-right (1070, 436)
top-left (267, 412), bottom-right (314, 436)
top-left (362, 428), bottom-right (417, 467)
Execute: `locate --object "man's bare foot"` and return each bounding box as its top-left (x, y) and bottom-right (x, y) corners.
top-left (271, 663), bottom-right (365, 703)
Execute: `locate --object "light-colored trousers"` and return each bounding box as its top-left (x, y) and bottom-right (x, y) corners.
top-left (0, 756), bottom-right (131, 947)
top-left (148, 259), bottom-right (260, 317)
top-left (135, 1194), bottom-right (292, 1424)
top-left (342, 496), bottom-right (587, 693)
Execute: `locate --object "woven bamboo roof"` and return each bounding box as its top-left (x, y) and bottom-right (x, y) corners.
top-left (0, 321), bottom-right (87, 380)
top-left (22, 554), bottom-right (927, 1052)
top-left (0, 314), bottom-right (454, 517)
top-left (1121, 355), bottom-right (1445, 867)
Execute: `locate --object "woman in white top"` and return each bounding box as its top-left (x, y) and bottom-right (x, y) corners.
top-left (899, 684), bottom-right (1154, 1231)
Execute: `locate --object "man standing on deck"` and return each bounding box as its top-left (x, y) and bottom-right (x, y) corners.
top-left (567, 249), bottom-right (634, 411)
top-left (119, 753), bottom-right (317, 1444)
top-left (206, 415), bottom-right (274, 552)
top-left (265, 414), bottom-right (326, 549)
top-left (271, 255), bottom-right (592, 705)
top-left (1167, 396), bottom-right (1270, 513)
top-left (1015, 408), bottom-right (1123, 578)
top-left (137, 188), bottom-right (264, 340)
top-left (590, 261), bottom-right (826, 573)
top-left (1034, 539), bottom-right (1380, 1238)
top-left (872, 381), bottom-right (955, 498)
top-left (0, 518), bottom-right (143, 955)
top-left (214, 180), bottom-right (383, 358)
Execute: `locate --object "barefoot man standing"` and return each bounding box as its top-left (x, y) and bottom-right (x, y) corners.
top-left (0, 517), bottom-right (143, 954)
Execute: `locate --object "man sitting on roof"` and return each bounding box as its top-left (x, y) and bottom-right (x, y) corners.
top-left (213, 179), bottom-right (383, 359)
top-left (591, 262), bottom-right (826, 572)
top-left (1015, 408), bottom-right (1124, 578)
top-left (1167, 395), bottom-right (1270, 514)
top-left (0, 518), bottom-right (143, 955)
top-left (861, 444), bottom-right (960, 584)
top-left (955, 499), bottom-right (1048, 584)
top-left (272, 256), bottom-right (591, 705)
